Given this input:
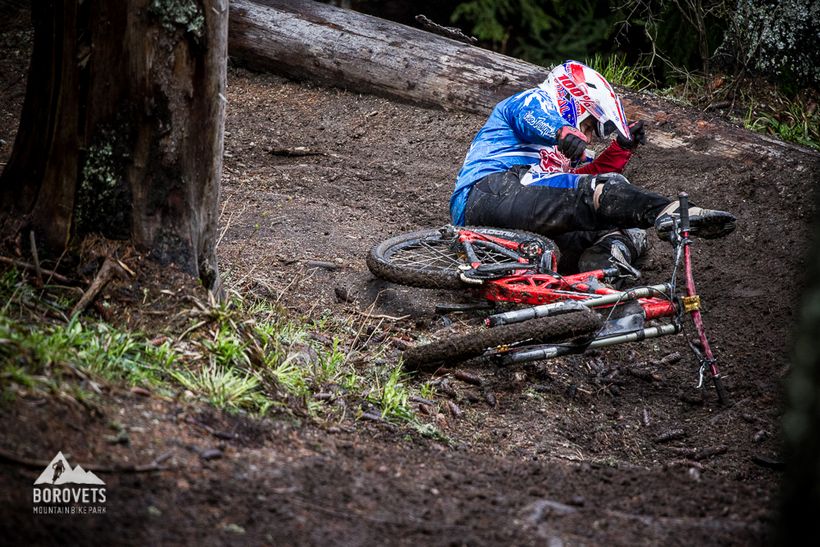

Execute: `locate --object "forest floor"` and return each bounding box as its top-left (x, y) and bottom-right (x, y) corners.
top-left (2, 7), bottom-right (820, 546)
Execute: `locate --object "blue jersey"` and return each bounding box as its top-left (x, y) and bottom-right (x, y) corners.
top-left (450, 87), bottom-right (567, 225)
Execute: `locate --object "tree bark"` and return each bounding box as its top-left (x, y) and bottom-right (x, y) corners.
top-left (0, 0), bottom-right (227, 290)
top-left (228, 0), bottom-right (549, 114)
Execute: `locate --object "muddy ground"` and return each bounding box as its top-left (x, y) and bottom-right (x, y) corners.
top-left (2, 6), bottom-right (820, 546)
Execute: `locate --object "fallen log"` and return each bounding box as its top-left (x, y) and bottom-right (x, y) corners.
top-left (228, 0), bottom-right (820, 161)
top-left (228, 0), bottom-right (549, 113)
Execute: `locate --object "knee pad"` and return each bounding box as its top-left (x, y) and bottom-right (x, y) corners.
top-left (590, 174), bottom-right (630, 210)
top-left (593, 174), bottom-right (667, 228)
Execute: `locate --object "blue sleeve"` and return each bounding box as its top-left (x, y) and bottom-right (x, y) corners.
top-left (502, 89), bottom-right (567, 146)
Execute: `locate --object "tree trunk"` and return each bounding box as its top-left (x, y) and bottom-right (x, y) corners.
top-left (228, 0), bottom-right (549, 114)
top-left (0, 0), bottom-right (227, 290)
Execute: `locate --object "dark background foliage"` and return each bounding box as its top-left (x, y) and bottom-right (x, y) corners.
top-left (337, 0), bottom-right (819, 89)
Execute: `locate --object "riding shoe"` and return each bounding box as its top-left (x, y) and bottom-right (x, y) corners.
top-left (577, 228), bottom-right (647, 273)
top-left (654, 202), bottom-right (736, 240)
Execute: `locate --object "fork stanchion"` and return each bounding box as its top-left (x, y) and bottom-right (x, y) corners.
top-left (497, 323), bottom-right (681, 366)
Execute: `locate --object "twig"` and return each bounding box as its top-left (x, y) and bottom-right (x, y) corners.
top-left (415, 14), bottom-right (477, 44)
top-left (275, 267), bottom-right (317, 304)
top-left (0, 447), bottom-right (172, 473)
top-left (347, 298), bottom-right (381, 360)
top-left (70, 257), bottom-right (126, 318)
top-left (352, 309), bottom-right (410, 321)
top-left (176, 320), bottom-right (208, 343)
top-left (115, 258), bottom-right (136, 277)
top-left (667, 445), bottom-right (728, 461)
top-left (305, 260), bottom-right (340, 271)
top-left (268, 146), bottom-right (324, 157)
top-left (453, 370), bottom-right (483, 386)
top-left (0, 256), bottom-right (73, 284)
top-left (216, 207), bottom-right (236, 249)
top-left (28, 231), bottom-right (43, 286)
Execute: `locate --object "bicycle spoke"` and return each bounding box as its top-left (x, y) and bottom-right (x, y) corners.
top-left (389, 238), bottom-right (522, 274)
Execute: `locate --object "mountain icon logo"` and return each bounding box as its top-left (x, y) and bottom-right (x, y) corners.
top-left (33, 452), bottom-right (106, 486)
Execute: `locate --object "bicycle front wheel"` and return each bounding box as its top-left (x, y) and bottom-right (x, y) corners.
top-left (367, 226), bottom-right (556, 289)
top-left (402, 309), bottom-right (602, 369)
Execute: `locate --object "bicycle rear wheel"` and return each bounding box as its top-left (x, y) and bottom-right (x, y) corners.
top-left (402, 309), bottom-right (601, 369)
top-left (367, 226), bottom-right (556, 289)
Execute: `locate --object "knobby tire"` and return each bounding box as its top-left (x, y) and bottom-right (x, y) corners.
top-left (403, 309), bottom-right (602, 369)
top-left (367, 226), bottom-right (556, 289)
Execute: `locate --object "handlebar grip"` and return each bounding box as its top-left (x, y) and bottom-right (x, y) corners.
top-left (678, 192), bottom-right (690, 233)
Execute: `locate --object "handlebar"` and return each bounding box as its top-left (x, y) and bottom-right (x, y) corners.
top-left (678, 192), bottom-right (690, 234)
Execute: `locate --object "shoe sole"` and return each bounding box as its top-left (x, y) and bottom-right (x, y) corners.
top-left (657, 213), bottom-right (736, 240)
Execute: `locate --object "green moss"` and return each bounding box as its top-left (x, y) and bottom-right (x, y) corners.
top-left (76, 125), bottom-right (132, 239)
top-left (149, 0), bottom-right (205, 39)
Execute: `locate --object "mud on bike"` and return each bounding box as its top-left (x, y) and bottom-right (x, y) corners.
top-left (367, 193), bottom-right (729, 405)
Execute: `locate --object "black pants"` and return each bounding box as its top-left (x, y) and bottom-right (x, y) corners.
top-left (463, 167), bottom-right (669, 272)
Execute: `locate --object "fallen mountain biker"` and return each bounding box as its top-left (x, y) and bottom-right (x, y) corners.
top-left (450, 60), bottom-right (736, 274)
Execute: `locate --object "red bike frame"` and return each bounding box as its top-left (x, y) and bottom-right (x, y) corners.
top-left (456, 229), bottom-right (675, 321)
top-left (483, 269), bottom-right (676, 320)
top-left (450, 192), bottom-right (725, 400)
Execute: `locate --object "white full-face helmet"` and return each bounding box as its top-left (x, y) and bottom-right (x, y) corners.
top-left (539, 60), bottom-right (631, 140)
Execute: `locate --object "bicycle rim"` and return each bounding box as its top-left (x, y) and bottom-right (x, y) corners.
top-left (367, 226), bottom-right (555, 289)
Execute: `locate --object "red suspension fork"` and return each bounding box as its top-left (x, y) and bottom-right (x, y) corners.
top-left (679, 193), bottom-right (722, 385)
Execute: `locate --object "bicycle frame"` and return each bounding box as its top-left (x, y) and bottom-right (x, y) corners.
top-left (449, 193), bottom-right (726, 400)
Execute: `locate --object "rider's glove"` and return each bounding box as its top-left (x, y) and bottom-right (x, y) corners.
top-left (616, 120), bottom-right (646, 150)
top-left (555, 125), bottom-right (589, 161)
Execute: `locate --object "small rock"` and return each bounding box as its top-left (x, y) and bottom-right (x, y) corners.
top-left (147, 505), bottom-right (162, 516)
top-left (522, 499), bottom-right (577, 524)
top-left (334, 286), bottom-right (357, 303)
top-left (200, 448), bottom-right (223, 461)
top-left (360, 411), bottom-right (383, 422)
top-left (447, 400), bottom-right (462, 418)
top-left (222, 523), bottom-right (246, 535)
top-left (654, 428), bottom-right (686, 443)
top-left (285, 344), bottom-right (320, 366)
top-left (105, 431), bottom-right (130, 446)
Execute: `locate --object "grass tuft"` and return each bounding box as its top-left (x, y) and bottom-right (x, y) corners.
top-left (1, 267), bottom-right (443, 438)
top-left (585, 53), bottom-right (651, 91)
top-left (171, 365), bottom-right (270, 414)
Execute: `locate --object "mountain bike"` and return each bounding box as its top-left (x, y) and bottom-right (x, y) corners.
top-left (367, 193), bottom-right (729, 405)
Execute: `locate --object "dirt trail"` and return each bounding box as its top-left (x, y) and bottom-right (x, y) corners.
top-left (3, 10), bottom-right (820, 544)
